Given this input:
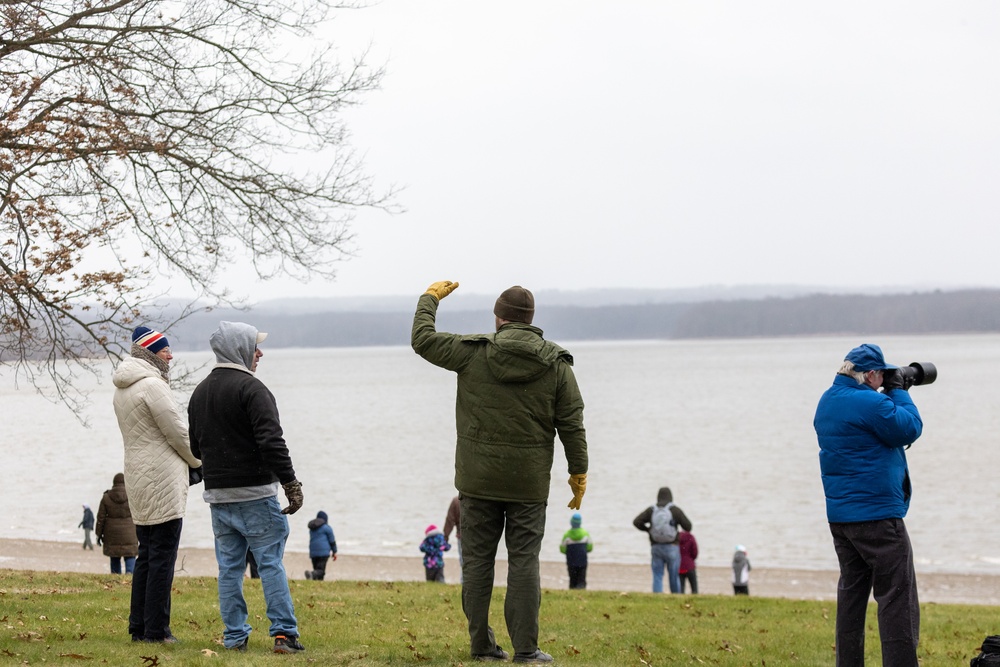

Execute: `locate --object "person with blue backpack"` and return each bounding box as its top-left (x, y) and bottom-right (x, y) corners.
top-left (633, 487), bottom-right (692, 593)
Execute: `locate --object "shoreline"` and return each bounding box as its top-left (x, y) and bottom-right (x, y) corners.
top-left (2, 539), bottom-right (999, 605)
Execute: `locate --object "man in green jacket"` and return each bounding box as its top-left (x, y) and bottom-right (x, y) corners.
top-left (412, 281), bottom-right (589, 664)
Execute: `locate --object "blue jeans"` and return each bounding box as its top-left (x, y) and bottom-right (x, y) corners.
top-left (651, 543), bottom-right (681, 593)
top-left (111, 556), bottom-right (136, 574)
top-left (210, 496), bottom-right (298, 648)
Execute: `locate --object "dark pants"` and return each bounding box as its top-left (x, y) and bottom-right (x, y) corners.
top-left (460, 495), bottom-right (546, 657)
top-left (680, 570), bottom-right (698, 594)
top-left (567, 565), bottom-right (587, 589)
top-left (311, 556), bottom-right (329, 580)
top-left (130, 519), bottom-right (182, 641)
top-left (425, 566), bottom-right (445, 582)
top-left (830, 518), bottom-right (919, 667)
top-left (246, 550), bottom-right (260, 578)
top-left (733, 585), bottom-right (749, 595)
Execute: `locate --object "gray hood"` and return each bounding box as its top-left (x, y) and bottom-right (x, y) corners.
top-left (210, 321), bottom-right (259, 370)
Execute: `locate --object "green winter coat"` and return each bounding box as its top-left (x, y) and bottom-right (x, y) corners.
top-left (411, 294), bottom-right (588, 503)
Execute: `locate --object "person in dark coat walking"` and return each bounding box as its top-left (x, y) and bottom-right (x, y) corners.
top-left (79, 504), bottom-right (95, 550)
top-left (95, 473), bottom-right (139, 574)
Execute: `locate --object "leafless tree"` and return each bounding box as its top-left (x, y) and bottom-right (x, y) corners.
top-left (1, 0), bottom-right (390, 411)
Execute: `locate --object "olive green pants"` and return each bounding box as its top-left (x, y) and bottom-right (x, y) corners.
top-left (460, 495), bottom-right (547, 656)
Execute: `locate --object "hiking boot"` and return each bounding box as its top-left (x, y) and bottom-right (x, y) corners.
top-left (513, 649), bottom-right (553, 664)
top-left (473, 645), bottom-right (510, 661)
top-left (227, 636), bottom-right (249, 652)
top-left (304, 570), bottom-right (313, 580)
top-left (273, 634), bottom-right (306, 654)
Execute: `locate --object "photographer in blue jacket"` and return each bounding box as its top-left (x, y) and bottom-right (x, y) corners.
top-left (814, 343), bottom-right (923, 667)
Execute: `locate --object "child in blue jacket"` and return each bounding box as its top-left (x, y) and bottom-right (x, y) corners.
top-left (420, 524), bottom-right (451, 582)
top-left (305, 511), bottom-right (337, 580)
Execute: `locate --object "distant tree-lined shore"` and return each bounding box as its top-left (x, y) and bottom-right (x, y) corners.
top-left (167, 288), bottom-right (1000, 350)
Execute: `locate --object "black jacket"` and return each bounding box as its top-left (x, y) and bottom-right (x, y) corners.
top-left (188, 366), bottom-right (296, 489)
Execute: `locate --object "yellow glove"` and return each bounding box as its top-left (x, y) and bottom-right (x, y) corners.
top-left (425, 281), bottom-right (460, 301)
top-left (567, 473), bottom-right (587, 510)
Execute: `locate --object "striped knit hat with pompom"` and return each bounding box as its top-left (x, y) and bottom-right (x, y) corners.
top-left (132, 326), bottom-right (169, 354)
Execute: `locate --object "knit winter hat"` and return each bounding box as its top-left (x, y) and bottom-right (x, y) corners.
top-left (494, 286), bottom-right (534, 324)
top-left (132, 326), bottom-right (170, 354)
top-left (570, 513), bottom-right (582, 528)
top-left (735, 544), bottom-right (747, 553)
top-left (425, 524), bottom-right (439, 536)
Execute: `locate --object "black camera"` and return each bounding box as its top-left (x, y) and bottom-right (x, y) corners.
top-left (897, 362), bottom-right (937, 388)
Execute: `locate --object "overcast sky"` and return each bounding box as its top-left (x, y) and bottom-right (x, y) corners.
top-left (207, 1), bottom-right (1000, 302)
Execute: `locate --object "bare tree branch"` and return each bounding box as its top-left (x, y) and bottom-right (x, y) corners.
top-left (1, 0), bottom-right (394, 413)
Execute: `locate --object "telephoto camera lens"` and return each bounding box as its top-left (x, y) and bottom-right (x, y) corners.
top-left (899, 362), bottom-right (937, 387)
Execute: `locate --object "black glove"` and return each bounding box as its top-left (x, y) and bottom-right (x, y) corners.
top-left (882, 368), bottom-right (906, 393)
top-left (96, 537), bottom-right (103, 546)
top-left (188, 466), bottom-right (204, 486)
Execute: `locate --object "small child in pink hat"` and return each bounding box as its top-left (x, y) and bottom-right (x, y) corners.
top-left (419, 524), bottom-right (451, 583)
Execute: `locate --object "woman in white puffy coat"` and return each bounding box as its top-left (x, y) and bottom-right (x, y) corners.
top-left (112, 326), bottom-right (201, 644)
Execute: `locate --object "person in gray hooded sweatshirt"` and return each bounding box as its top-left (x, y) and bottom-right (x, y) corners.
top-left (188, 321), bottom-right (306, 654)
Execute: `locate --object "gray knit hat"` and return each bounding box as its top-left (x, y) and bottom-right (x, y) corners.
top-left (494, 286), bottom-right (534, 324)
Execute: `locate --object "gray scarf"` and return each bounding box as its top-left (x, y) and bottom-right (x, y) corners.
top-left (131, 343), bottom-right (169, 381)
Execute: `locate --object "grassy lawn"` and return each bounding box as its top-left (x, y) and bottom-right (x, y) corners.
top-left (0, 569), bottom-right (992, 665)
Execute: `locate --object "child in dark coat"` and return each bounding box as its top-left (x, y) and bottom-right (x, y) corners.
top-left (305, 511), bottom-right (338, 580)
top-left (560, 513), bottom-right (594, 589)
top-left (420, 524), bottom-right (451, 582)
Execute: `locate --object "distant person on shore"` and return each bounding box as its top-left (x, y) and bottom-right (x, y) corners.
top-left (732, 545), bottom-right (751, 595)
top-left (188, 321), bottom-right (306, 654)
top-left (412, 282), bottom-right (589, 664)
top-left (678, 529), bottom-right (698, 594)
top-left (78, 504), bottom-right (95, 550)
top-left (814, 343), bottom-right (923, 666)
top-left (443, 496), bottom-right (462, 573)
top-left (560, 513), bottom-right (593, 590)
top-left (633, 486), bottom-right (692, 594)
top-left (420, 524), bottom-right (451, 583)
top-left (95, 473), bottom-right (139, 574)
top-left (245, 551), bottom-right (260, 579)
top-left (112, 326), bottom-right (201, 643)
top-left (305, 511), bottom-right (337, 581)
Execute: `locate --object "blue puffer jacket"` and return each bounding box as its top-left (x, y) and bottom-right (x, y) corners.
top-left (814, 374), bottom-right (923, 523)
top-left (308, 511), bottom-right (337, 558)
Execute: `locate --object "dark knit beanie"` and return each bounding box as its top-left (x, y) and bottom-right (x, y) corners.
top-left (132, 326), bottom-right (169, 354)
top-left (493, 286), bottom-right (534, 324)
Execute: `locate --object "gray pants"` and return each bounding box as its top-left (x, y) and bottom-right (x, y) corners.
top-left (460, 495), bottom-right (546, 656)
top-left (829, 518), bottom-right (919, 667)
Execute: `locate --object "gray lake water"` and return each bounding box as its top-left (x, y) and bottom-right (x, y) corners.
top-left (3, 333), bottom-right (997, 574)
